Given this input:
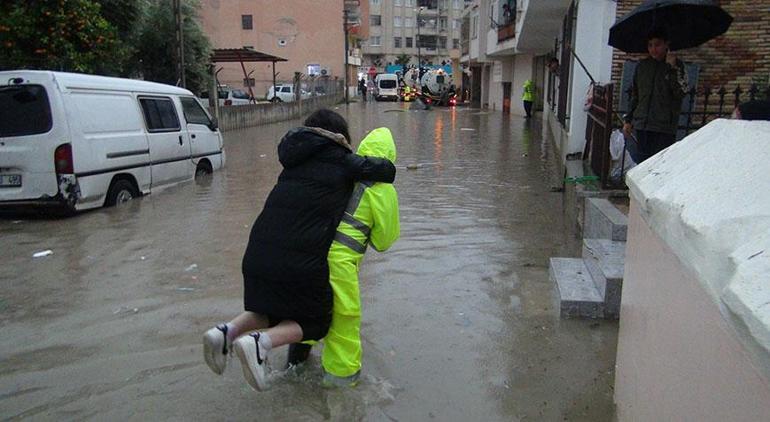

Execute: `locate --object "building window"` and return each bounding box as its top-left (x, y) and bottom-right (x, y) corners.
top-left (405, 17), bottom-right (413, 27)
top-left (454, 18), bottom-right (461, 30)
top-left (440, 17), bottom-right (447, 31)
top-left (406, 37), bottom-right (413, 48)
top-left (394, 37), bottom-right (402, 48)
top-left (452, 38), bottom-right (459, 49)
top-left (370, 0), bottom-right (381, 5)
top-left (439, 36), bottom-right (447, 49)
top-left (241, 15), bottom-right (253, 30)
top-left (440, 0), bottom-right (449, 9)
top-left (453, 0), bottom-right (461, 9)
top-left (369, 36), bottom-right (381, 46)
top-left (471, 13), bottom-right (478, 39)
top-left (394, 16), bottom-right (402, 27)
top-left (395, 0), bottom-right (402, 5)
top-left (406, 0), bottom-right (415, 6)
top-left (370, 15), bottom-right (381, 26)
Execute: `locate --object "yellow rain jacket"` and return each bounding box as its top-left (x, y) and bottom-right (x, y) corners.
top-left (522, 79), bottom-right (534, 102)
top-left (322, 127), bottom-right (401, 379)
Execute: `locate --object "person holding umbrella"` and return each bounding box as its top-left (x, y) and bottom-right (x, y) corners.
top-left (622, 27), bottom-right (689, 163)
top-left (610, 0), bottom-right (733, 163)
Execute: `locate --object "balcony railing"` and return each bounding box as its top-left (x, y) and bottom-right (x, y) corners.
top-left (497, 23), bottom-right (515, 42)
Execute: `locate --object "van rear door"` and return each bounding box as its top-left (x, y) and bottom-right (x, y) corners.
top-left (0, 74), bottom-right (65, 203)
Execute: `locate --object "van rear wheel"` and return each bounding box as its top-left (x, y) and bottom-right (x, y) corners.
top-left (105, 179), bottom-right (138, 207)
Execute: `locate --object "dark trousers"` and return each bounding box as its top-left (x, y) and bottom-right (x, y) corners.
top-left (523, 100), bottom-right (533, 118)
top-left (628, 130), bottom-right (676, 163)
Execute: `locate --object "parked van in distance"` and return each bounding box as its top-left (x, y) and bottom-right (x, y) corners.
top-left (374, 73), bottom-right (399, 101)
top-left (0, 71), bottom-right (225, 213)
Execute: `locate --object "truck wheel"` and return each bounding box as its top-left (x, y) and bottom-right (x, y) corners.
top-left (105, 179), bottom-right (138, 207)
top-left (270, 97), bottom-right (282, 103)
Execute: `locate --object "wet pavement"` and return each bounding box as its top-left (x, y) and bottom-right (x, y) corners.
top-left (0, 101), bottom-right (617, 421)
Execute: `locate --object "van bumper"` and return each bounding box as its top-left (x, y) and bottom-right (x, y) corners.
top-left (0, 195), bottom-right (75, 215)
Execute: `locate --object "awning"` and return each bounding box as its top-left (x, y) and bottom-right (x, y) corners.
top-left (210, 48), bottom-right (287, 63)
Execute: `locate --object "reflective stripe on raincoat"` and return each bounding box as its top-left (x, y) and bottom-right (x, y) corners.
top-left (322, 127), bottom-right (400, 377)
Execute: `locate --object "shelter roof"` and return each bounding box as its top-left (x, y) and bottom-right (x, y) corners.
top-left (211, 48), bottom-right (287, 63)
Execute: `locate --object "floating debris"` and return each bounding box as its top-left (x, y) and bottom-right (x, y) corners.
top-left (33, 250), bottom-right (53, 258)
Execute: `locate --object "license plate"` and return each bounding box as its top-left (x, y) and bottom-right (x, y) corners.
top-left (0, 174), bottom-right (22, 187)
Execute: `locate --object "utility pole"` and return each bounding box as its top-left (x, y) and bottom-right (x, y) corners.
top-left (344, 8), bottom-right (350, 105)
top-left (173, 0), bottom-right (186, 88)
top-left (417, 7), bottom-right (424, 81)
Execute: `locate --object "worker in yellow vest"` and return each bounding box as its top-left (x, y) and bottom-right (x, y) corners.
top-left (522, 79), bottom-right (534, 118)
top-left (323, 127), bottom-right (400, 386)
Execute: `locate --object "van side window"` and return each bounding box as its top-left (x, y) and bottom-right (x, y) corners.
top-left (139, 97), bottom-right (180, 132)
top-left (180, 97), bottom-right (212, 126)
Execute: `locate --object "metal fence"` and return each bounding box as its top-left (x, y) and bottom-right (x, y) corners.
top-left (586, 82), bottom-right (770, 189)
top-left (618, 83), bottom-right (770, 137)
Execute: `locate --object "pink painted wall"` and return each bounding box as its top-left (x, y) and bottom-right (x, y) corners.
top-left (199, 0), bottom-right (345, 94)
top-left (614, 200), bottom-right (770, 421)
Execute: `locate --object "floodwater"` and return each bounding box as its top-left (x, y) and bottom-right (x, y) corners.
top-left (0, 101), bottom-right (617, 421)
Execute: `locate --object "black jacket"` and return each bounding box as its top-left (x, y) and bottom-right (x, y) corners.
top-left (241, 127), bottom-right (396, 320)
top-left (626, 57), bottom-right (688, 135)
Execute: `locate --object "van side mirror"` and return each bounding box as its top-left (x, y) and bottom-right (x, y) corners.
top-left (208, 117), bottom-right (219, 131)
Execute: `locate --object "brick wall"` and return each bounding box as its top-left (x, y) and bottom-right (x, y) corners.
top-left (611, 0), bottom-right (770, 109)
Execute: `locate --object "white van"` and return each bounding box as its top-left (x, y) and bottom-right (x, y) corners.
top-left (0, 71), bottom-right (225, 212)
top-left (374, 73), bottom-right (399, 101)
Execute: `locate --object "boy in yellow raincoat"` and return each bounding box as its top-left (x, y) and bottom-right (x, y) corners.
top-left (288, 127), bottom-right (400, 386)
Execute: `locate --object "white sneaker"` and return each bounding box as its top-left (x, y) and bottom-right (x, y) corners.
top-left (203, 324), bottom-right (230, 375)
top-left (234, 332), bottom-right (270, 391)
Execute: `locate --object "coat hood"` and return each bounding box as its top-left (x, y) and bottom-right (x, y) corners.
top-left (357, 127), bottom-right (396, 164)
top-left (278, 127), bottom-right (352, 168)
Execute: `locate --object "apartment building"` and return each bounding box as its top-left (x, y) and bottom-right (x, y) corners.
top-left (362, 0), bottom-right (469, 74)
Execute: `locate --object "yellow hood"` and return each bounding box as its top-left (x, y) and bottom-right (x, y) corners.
top-left (357, 127), bottom-right (396, 164)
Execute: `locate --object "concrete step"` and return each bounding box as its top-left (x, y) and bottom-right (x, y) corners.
top-left (582, 239), bottom-right (626, 319)
top-left (584, 197), bottom-right (628, 241)
top-left (550, 257), bottom-right (604, 319)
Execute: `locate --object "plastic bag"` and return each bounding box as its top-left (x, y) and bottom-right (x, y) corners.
top-left (609, 129), bottom-right (625, 160)
top-left (609, 129), bottom-right (636, 184)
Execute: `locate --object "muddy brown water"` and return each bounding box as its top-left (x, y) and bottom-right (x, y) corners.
top-left (0, 102), bottom-right (617, 421)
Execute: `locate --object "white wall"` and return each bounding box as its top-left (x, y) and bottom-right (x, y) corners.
top-left (512, 54), bottom-right (534, 116)
top-left (617, 119), bottom-right (770, 421)
top-left (565, 0), bottom-right (616, 155)
top-left (616, 202), bottom-right (770, 422)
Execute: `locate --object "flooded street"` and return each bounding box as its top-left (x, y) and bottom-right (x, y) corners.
top-left (0, 101), bottom-right (617, 421)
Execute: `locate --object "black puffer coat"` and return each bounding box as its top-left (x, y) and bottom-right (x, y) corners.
top-left (242, 127), bottom-right (396, 324)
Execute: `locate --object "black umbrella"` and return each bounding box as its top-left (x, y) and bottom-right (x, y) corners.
top-left (609, 0), bottom-right (733, 53)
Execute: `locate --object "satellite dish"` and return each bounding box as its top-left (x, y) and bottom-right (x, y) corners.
top-left (320, 69), bottom-right (328, 76)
